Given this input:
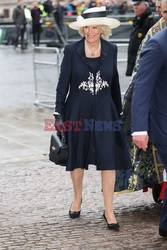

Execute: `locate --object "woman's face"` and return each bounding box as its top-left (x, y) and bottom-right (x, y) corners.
top-left (83, 25), bottom-right (102, 44)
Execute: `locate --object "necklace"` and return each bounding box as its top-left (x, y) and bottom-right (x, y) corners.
top-left (85, 40), bottom-right (101, 57)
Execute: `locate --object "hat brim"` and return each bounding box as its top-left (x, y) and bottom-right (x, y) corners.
top-left (131, 1), bottom-right (145, 4)
top-left (69, 17), bottom-right (120, 30)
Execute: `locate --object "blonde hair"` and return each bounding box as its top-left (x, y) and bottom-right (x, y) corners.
top-left (78, 25), bottom-right (112, 40)
top-left (32, 1), bottom-right (38, 8)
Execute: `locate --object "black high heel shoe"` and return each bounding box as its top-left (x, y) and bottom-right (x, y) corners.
top-left (69, 199), bottom-right (82, 219)
top-left (103, 212), bottom-right (120, 231)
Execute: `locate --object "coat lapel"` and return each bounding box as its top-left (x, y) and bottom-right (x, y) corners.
top-left (100, 39), bottom-right (109, 64)
top-left (75, 38), bottom-right (88, 65)
top-left (75, 38), bottom-right (109, 67)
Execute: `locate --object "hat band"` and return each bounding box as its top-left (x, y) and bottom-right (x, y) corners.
top-left (82, 11), bottom-right (107, 19)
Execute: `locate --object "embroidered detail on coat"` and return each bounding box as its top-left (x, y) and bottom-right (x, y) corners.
top-left (95, 71), bottom-right (109, 94)
top-left (78, 71), bottom-right (109, 95)
top-left (78, 72), bottom-right (94, 95)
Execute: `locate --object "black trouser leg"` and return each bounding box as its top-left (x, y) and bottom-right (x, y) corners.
top-left (20, 26), bottom-right (26, 49)
top-left (37, 29), bottom-right (40, 45)
top-left (32, 31), bottom-right (36, 45)
top-left (155, 144), bottom-right (167, 233)
top-left (32, 24), bottom-right (40, 45)
top-left (14, 26), bottom-right (21, 47)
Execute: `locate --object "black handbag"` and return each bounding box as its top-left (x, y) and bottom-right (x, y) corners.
top-left (49, 133), bottom-right (68, 166)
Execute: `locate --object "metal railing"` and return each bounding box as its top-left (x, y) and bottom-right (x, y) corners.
top-left (33, 44), bottom-right (129, 109)
top-left (33, 46), bottom-right (61, 108)
top-left (0, 22), bottom-right (132, 45)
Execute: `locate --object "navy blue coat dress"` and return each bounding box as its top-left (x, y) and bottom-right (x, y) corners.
top-left (55, 38), bottom-right (131, 171)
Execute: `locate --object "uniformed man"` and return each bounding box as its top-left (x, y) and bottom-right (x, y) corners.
top-left (126, 0), bottom-right (155, 76)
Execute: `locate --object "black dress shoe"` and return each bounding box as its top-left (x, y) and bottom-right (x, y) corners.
top-left (159, 228), bottom-right (167, 237)
top-left (103, 212), bottom-right (119, 231)
top-left (69, 210), bottom-right (81, 219)
top-left (69, 199), bottom-right (82, 219)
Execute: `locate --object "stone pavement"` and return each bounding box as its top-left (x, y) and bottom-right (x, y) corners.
top-left (0, 46), bottom-right (167, 249)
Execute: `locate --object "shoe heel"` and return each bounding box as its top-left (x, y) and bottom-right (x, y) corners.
top-left (103, 212), bottom-right (119, 231)
top-left (69, 198), bottom-right (82, 219)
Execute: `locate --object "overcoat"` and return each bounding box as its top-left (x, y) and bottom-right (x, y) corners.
top-left (12, 6), bottom-right (27, 26)
top-left (126, 8), bottom-right (154, 76)
top-left (55, 38), bottom-right (131, 171)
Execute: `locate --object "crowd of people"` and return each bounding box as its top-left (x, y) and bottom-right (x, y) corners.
top-left (31, 0), bottom-right (158, 16)
top-left (38, 0), bottom-right (157, 16)
top-left (11, 0), bottom-right (159, 49)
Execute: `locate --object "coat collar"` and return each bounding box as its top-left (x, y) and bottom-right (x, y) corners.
top-left (75, 38), bottom-right (109, 65)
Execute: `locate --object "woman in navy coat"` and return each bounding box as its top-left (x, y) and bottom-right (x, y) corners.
top-left (54, 6), bottom-right (131, 230)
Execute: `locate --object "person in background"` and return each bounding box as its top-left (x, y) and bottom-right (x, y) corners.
top-left (119, 0), bottom-right (129, 14)
top-left (126, 0), bottom-right (155, 76)
top-left (43, 0), bottom-right (53, 16)
top-left (24, 4), bottom-right (32, 46)
top-left (52, 0), bottom-right (66, 45)
top-left (68, 0), bottom-right (78, 15)
top-left (12, 0), bottom-right (27, 50)
top-left (155, 0), bottom-right (162, 17)
top-left (123, 0), bottom-right (167, 123)
top-left (104, 0), bottom-right (114, 15)
top-left (38, 1), bottom-right (48, 18)
top-left (112, 0), bottom-right (121, 15)
top-left (24, 5), bottom-right (32, 21)
top-left (88, 0), bottom-right (97, 8)
top-left (122, 0), bottom-right (167, 219)
top-left (31, 1), bottom-right (42, 46)
top-left (76, 0), bottom-right (89, 15)
top-left (54, 6), bottom-right (131, 230)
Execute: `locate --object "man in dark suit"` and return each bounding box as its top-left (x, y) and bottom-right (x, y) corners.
top-left (131, 27), bottom-right (167, 237)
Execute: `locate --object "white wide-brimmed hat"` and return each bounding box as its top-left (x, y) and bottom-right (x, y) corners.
top-left (69, 6), bottom-right (120, 30)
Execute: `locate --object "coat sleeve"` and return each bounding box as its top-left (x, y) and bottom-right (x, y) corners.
top-left (131, 39), bottom-right (163, 132)
top-left (144, 15), bottom-right (155, 35)
top-left (55, 45), bottom-right (72, 115)
top-left (31, 10), bottom-right (34, 19)
top-left (111, 45), bottom-right (122, 116)
top-left (12, 8), bottom-right (17, 24)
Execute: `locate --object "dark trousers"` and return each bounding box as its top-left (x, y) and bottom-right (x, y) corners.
top-left (32, 24), bottom-right (41, 46)
top-left (57, 22), bottom-right (64, 44)
top-left (14, 24), bottom-right (26, 48)
top-left (156, 144), bottom-right (167, 231)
